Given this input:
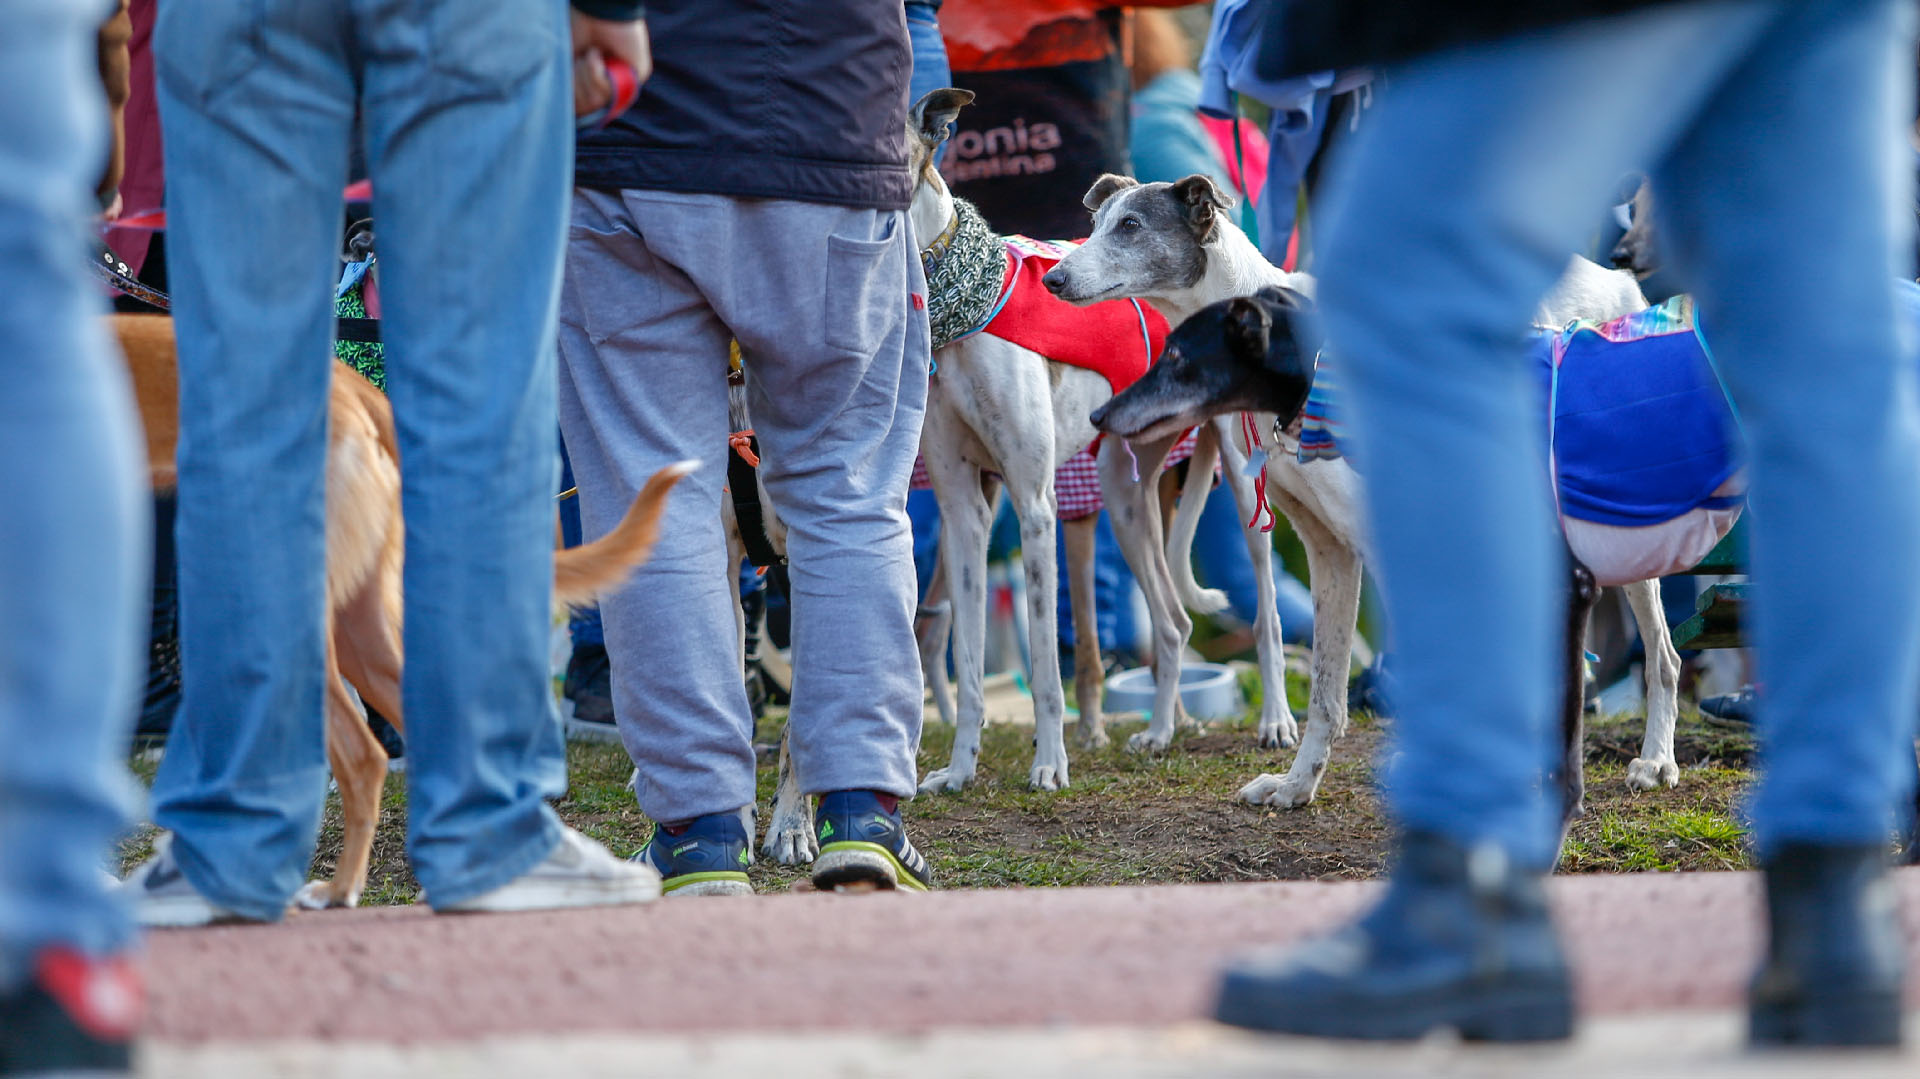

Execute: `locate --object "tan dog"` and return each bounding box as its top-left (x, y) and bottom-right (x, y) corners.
top-left (115, 313), bottom-right (691, 908)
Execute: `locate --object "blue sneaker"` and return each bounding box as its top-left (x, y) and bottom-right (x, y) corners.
top-left (638, 811), bottom-right (753, 897)
top-left (811, 790), bottom-right (931, 892)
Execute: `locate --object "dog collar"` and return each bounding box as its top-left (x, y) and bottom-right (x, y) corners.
top-left (919, 210), bottom-right (961, 282)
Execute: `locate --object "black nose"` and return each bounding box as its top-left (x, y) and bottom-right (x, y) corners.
top-left (1042, 269), bottom-right (1066, 295)
top-left (1609, 242), bottom-right (1636, 270)
top-left (1089, 403), bottom-right (1110, 429)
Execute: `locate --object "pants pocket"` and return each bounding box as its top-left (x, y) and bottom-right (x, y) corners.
top-left (564, 208), bottom-right (660, 349)
top-left (153, 0), bottom-right (264, 109)
top-left (424, 0), bottom-right (562, 99)
top-left (824, 212), bottom-right (904, 357)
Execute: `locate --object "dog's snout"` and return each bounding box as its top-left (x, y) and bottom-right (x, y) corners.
top-left (1042, 268), bottom-right (1067, 295)
top-left (1089, 403), bottom-right (1110, 429)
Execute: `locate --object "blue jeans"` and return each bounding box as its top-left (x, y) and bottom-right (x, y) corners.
top-left (558, 440), bottom-right (603, 648)
top-left (151, 0), bottom-right (572, 917)
top-left (0, 0), bottom-right (147, 989)
top-left (1192, 487), bottom-right (1315, 645)
top-left (1318, 0), bottom-right (1920, 867)
top-left (905, 2), bottom-right (951, 165)
top-left (1053, 512), bottom-right (1139, 657)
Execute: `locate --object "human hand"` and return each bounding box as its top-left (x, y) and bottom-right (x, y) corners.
top-left (102, 191), bottom-right (124, 222)
top-left (571, 11), bottom-right (650, 118)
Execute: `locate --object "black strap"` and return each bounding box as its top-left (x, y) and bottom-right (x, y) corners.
top-left (728, 436), bottom-right (785, 568)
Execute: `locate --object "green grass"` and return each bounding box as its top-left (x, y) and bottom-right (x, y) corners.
top-left (117, 683), bottom-right (1772, 902)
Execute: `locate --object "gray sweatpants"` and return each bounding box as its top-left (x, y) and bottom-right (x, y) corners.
top-left (557, 188), bottom-right (929, 823)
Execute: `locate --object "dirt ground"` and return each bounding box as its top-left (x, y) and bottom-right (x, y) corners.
top-left (119, 681), bottom-right (1765, 901)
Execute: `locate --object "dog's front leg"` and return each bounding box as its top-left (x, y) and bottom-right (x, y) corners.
top-left (1238, 514), bottom-right (1360, 809)
top-left (918, 454), bottom-right (994, 794)
top-left (1215, 415), bottom-right (1297, 750)
top-left (1098, 435), bottom-right (1192, 752)
top-left (762, 729), bottom-right (817, 864)
top-left (1062, 513), bottom-right (1108, 749)
top-left (1621, 576), bottom-right (1683, 791)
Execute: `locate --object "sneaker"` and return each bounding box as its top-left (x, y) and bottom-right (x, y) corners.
top-left (439, 825), bottom-right (660, 913)
top-left (1699, 685), bottom-right (1757, 724)
top-left (563, 643), bottom-right (619, 742)
top-left (120, 834), bottom-right (252, 929)
top-left (811, 790), bottom-right (931, 893)
top-left (0, 947), bottom-right (141, 1076)
top-left (637, 811), bottom-right (753, 897)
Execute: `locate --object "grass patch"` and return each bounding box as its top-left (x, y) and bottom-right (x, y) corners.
top-left (117, 689), bottom-right (1767, 900)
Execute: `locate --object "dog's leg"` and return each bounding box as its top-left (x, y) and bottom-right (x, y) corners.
top-left (297, 624), bottom-right (392, 911)
top-left (1163, 424), bottom-right (1230, 615)
top-left (1622, 576), bottom-right (1683, 791)
top-left (1555, 560), bottom-right (1600, 857)
top-left (1214, 416), bottom-right (1297, 750)
top-left (919, 457), bottom-right (994, 794)
top-left (761, 728), bottom-right (817, 865)
top-left (1062, 513), bottom-right (1108, 749)
top-left (916, 553), bottom-right (957, 730)
top-left (1237, 514), bottom-right (1361, 809)
top-left (1005, 475), bottom-right (1071, 790)
top-left (1098, 436), bottom-right (1193, 752)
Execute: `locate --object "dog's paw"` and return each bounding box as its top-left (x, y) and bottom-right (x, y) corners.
top-left (918, 766), bottom-right (975, 794)
top-left (1126, 727), bottom-right (1173, 753)
top-left (293, 879), bottom-right (358, 911)
top-left (1028, 760), bottom-right (1069, 791)
top-left (761, 822), bottom-right (818, 866)
top-left (1625, 756), bottom-right (1681, 791)
top-left (1238, 770), bottom-right (1318, 809)
top-left (1257, 711), bottom-right (1299, 750)
top-left (1076, 722), bottom-right (1110, 751)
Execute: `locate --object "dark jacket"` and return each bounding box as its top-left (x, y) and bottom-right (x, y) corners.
top-left (575, 0), bottom-right (913, 210)
top-left (1259, 0), bottom-right (1694, 79)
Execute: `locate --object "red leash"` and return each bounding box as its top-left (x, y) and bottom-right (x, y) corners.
top-left (1240, 412), bottom-right (1275, 533)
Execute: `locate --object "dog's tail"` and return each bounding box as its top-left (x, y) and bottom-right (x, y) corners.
top-left (554, 460), bottom-right (699, 606)
top-left (1168, 423), bottom-right (1231, 615)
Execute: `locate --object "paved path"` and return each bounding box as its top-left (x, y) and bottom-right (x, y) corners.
top-left (141, 869), bottom-right (1920, 1076)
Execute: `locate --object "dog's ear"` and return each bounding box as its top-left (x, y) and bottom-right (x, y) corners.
top-left (1224, 296), bottom-right (1272, 364)
top-left (910, 88), bottom-right (974, 147)
top-left (1172, 174), bottom-right (1236, 242)
top-left (1083, 173), bottom-right (1139, 212)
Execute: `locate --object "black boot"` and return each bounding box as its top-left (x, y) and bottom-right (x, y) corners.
top-left (1748, 843), bottom-right (1906, 1047)
top-left (1214, 830), bottom-right (1572, 1041)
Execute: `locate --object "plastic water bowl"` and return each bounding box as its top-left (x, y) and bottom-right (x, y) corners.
top-left (1103, 662), bottom-right (1244, 722)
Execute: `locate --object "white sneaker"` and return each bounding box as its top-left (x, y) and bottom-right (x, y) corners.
top-left (120, 834), bottom-right (254, 928)
top-left (439, 826), bottom-right (661, 913)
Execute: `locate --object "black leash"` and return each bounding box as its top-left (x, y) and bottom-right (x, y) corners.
top-left (727, 432), bottom-right (786, 568)
top-left (93, 243), bottom-right (382, 344)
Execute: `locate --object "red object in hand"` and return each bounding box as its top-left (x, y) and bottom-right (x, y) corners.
top-left (578, 57), bottom-right (641, 131)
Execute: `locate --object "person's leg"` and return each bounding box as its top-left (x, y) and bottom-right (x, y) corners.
top-left (1658, 0), bottom-right (1919, 854)
top-left (355, 0), bottom-right (575, 905)
top-left (0, 0), bottom-right (146, 994)
top-left (557, 189), bottom-right (757, 826)
top-left (707, 199), bottom-right (927, 803)
top-left (905, 1), bottom-right (952, 165)
top-left (148, 0), bottom-right (356, 920)
top-left (1216, 0), bottom-right (1782, 1040)
top-left (1314, 4), bottom-right (1776, 870)
top-left (558, 439), bottom-right (612, 728)
top-left (1651, 0), bottom-right (1918, 1043)
top-left (664, 193), bottom-right (931, 887)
